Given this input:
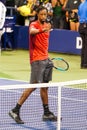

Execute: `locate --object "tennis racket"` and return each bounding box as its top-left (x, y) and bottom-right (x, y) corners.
top-left (51, 58), bottom-right (69, 71)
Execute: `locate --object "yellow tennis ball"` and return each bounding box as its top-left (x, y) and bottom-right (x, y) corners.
top-left (19, 5), bottom-right (31, 17)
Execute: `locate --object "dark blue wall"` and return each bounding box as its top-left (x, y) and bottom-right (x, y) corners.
top-left (49, 29), bottom-right (81, 54)
top-left (13, 26), bottom-right (81, 54)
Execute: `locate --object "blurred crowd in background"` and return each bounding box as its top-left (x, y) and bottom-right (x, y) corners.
top-left (1, 0), bottom-right (84, 31)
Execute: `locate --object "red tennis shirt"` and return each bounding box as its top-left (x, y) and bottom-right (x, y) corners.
top-left (29, 21), bottom-right (50, 64)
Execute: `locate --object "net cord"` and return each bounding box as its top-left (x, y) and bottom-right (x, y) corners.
top-left (0, 79), bottom-right (87, 90)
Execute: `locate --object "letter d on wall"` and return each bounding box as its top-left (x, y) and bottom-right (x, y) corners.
top-left (76, 37), bottom-right (82, 49)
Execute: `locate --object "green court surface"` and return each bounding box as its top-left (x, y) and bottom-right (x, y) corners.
top-left (0, 50), bottom-right (87, 82)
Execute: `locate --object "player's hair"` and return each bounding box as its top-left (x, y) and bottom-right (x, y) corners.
top-left (36, 5), bottom-right (48, 14)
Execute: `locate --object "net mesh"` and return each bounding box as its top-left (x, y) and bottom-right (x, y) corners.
top-left (0, 79), bottom-right (87, 130)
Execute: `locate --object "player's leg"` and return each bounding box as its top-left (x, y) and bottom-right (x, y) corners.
top-left (40, 87), bottom-right (57, 121)
top-left (9, 88), bottom-right (36, 124)
top-left (9, 61), bottom-right (39, 124)
top-left (40, 59), bottom-right (57, 121)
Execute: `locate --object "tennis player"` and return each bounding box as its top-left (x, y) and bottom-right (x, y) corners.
top-left (0, 1), bottom-right (6, 53)
top-left (9, 6), bottom-right (57, 124)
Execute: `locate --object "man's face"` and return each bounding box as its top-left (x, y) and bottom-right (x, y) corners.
top-left (37, 9), bottom-right (47, 24)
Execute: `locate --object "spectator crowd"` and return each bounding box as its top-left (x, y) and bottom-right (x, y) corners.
top-left (2, 0), bottom-right (84, 31)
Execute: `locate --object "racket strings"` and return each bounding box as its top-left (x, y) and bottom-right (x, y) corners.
top-left (53, 60), bottom-right (68, 70)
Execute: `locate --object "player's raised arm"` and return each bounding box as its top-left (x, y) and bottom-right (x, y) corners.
top-left (29, 23), bottom-right (51, 35)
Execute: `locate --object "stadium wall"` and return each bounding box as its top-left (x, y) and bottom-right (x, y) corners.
top-left (13, 26), bottom-right (81, 55)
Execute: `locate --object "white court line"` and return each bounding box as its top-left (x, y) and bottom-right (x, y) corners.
top-left (0, 77), bottom-right (28, 83)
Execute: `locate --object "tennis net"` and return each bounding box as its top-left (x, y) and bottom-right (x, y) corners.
top-left (0, 79), bottom-right (87, 130)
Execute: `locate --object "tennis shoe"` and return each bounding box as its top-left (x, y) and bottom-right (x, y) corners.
top-left (43, 111), bottom-right (57, 121)
top-left (9, 110), bottom-right (24, 124)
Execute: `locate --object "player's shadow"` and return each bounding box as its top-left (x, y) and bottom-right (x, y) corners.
top-left (11, 123), bottom-right (41, 130)
top-left (11, 121), bottom-right (57, 130)
top-left (44, 121), bottom-right (56, 130)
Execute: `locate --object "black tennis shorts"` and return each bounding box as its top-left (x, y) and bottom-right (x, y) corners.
top-left (30, 58), bottom-right (53, 83)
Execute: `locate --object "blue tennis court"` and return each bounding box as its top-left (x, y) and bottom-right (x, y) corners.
top-left (0, 78), bottom-right (87, 130)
